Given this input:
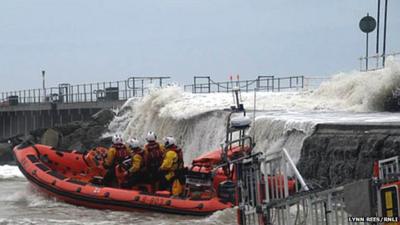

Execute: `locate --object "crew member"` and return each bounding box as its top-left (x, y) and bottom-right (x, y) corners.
top-left (144, 131), bottom-right (164, 191)
top-left (159, 136), bottom-right (184, 196)
top-left (103, 134), bottom-right (130, 186)
top-left (121, 138), bottom-right (146, 188)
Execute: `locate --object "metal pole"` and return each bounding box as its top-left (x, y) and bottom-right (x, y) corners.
top-left (42, 70), bottom-right (46, 101)
top-left (366, 32), bottom-right (369, 71)
top-left (382, 0), bottom-right (388, 67)
top-left (282, 148), bottom-right (309, 191)
top-left (376, 0), bottom-right (381, 55)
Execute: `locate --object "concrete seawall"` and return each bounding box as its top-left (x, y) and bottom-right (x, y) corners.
top-left (297, 123), bottom-right (400, 188)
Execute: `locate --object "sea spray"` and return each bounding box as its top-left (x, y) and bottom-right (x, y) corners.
top-left (0, 165), bottom-right (24, 180)
top-left (107, 60), bottom-right (400, 163)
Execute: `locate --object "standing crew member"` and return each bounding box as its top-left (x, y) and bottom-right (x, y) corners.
top-left (103, 134), bottom-right (130, 186)
top-left (159, 136), bottom-right (184, 196)
top-left (144, 131), bottom-right (164, 191)
top-left (121, 138), bottom-right (146, 188)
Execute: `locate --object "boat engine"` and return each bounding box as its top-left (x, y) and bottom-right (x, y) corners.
top-left (218, 180), bottom-right (236, 203)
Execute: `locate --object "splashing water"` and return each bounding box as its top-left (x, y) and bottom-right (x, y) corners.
top-left (107, 60), bottom-right (400, 164)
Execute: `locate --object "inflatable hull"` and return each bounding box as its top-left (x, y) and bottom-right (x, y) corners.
top-left (14, 144), bottom-right (232, 216)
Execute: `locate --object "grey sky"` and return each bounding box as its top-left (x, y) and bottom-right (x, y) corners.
top-left (0, 0), bottom-right (399, 91)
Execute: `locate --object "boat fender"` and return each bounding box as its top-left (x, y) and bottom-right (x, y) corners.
top-left (133, 196), bottom-right (140, 201)
top-left (230, 116), bottom-right (251, 129)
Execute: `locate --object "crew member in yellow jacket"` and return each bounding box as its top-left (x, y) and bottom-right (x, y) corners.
top-left (159, 136), bottom-right (184, 196)
top-left (103, 134), bottom-right (131, 186)
top-left (121, 138), bottom-right (147, 188)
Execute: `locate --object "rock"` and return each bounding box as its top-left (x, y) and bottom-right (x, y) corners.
top-left (83, 125), bottom-right (108, 149)
top-left (91, 109), bottom-right (115, 126)
top-left (40, 128), bottom-right (62, 147)
top-left (97, 136), bottom-right (112, 148)
top-left (54, 121), bottom-right (83, 136)
top-left (61, 128), bottom-right (86, 150)
top-left (0, 142), bottom-right (14, 165)
top-left (1, 108), bottom-right (114, 158)
top-left (30, 128), bottom-right (48, 140)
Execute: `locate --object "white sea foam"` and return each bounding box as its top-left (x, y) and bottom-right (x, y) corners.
top-left (107, 59), bottom-right (400, 164)
top-left (0, 165), bottom-right (24, 180)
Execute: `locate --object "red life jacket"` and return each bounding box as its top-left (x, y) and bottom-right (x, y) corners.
top-left (145, 142), bottom-right (163, 171)
top-left (114, 144), bottom-right (129, 164)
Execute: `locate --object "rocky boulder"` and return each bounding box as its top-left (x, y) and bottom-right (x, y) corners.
top-left (40, 128), bottom-right (62, 147)
top-left (0, 108), bottom-right (115, 165)
top-left (0, 143), bottom-right (14, 165)
top-left (91, 109), bottom-right (115, 126)
top-left (57, 109), bottom-right (115, 151)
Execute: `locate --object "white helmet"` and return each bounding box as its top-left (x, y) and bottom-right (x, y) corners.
top-left (128, 138), bottom-right (140, 149)
top-left (164, 136), bottom-right (176, 148)
top-left (146, 131), bottom-right (157, 142)
top-left (112, 134), bottom-right (124, 145)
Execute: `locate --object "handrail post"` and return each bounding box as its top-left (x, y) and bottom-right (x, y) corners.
top-left (278, 78), bottom-right (280, 92)
top-left (282, 148), bottom-right (309, 191)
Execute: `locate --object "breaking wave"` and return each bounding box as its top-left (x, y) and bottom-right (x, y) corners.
top-left (107, 60), bottom-right (400, 163)
top-left (0, 165), bottom-right (24, 180)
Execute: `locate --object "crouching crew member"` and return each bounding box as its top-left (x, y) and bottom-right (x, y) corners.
top-left (121, 138), bottom-right (146, 188)
top-left (103, 134), bottom-right (131, 186)
top-left (144, 131), bottom-right (164, 191)
top-left (159, 136), bottom-right (184, 196)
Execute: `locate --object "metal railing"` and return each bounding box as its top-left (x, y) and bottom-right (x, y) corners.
top-left (237, 149), bottom-right (372, 225)
top-left (237, 149), bottom-right (310, 225)
top-left (266, 186), bottom-right (371, 225)
top-left (184, 76), bottom-right (304, 93)
top-left (359, 52), bottom-right (400, 72)
top-left (377, 156), bottom-right (399, 180)
top-left (0, 76), bottom-right (170, 106)
top-left (303, 77), bottom-right (330, 90)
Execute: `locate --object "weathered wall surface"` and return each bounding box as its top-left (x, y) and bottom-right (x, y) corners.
top-left (0, 108), bottom-right (98, 140)
top-left (297, 123), bottom-right (400, 188)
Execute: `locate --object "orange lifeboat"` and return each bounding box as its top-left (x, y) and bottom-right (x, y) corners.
top-left (14, 144), bottom-right (233, 216)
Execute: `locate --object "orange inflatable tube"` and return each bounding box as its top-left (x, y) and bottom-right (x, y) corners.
top-left (14, 144), bottom-right (232, 216)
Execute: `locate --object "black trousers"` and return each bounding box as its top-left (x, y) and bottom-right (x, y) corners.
top-left (102, 166), bottom-right (116, 186)
top-left (121, 172), bottom-right (145, 188)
